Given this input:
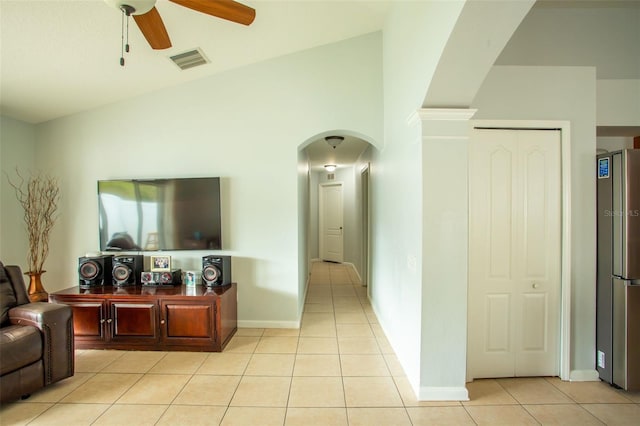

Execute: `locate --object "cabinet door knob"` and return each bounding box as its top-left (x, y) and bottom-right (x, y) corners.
top-left (106, 318), bottom-right (113, 323)
top-left (532, 282), bottom-right (539, 289)
top-left (100, 319), bottom-right (106, 324)
top-left (160, 319), bottom-right (165, 324)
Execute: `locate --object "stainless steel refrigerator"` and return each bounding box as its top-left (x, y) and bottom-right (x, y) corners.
top-left (596, 149), bottom-right (640, 391)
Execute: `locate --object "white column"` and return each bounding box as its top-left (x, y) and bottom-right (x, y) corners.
top-left (416, 108), bottom-right (476, 400)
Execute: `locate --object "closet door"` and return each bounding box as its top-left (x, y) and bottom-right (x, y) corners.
top-left (468, 128), bottom-right (561, 379)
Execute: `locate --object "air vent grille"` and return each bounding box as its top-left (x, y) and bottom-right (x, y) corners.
top-left (169, 48), bottom-right (209, 70)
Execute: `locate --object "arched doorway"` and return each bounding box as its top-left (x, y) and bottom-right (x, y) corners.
top-left (296, 131), bottom-right (379, 316)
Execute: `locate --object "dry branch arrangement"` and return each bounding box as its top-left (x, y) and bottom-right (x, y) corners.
top-left (7, 170), bottom-right (61, 274)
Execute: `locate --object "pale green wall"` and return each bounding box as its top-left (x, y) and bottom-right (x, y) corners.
top-left (496, 6), bottom-right (640, 79)
top-left (373, 0), bottom-right (466, 392)
top-left (0, 115), bottom-right (36, 267)
top-left (27, 32), bottom-right (383, 327)
top-left (297, 148), bottom-right (310, 320)
top-left (497, 4), bottom-right (640, 129)
top-left (597, 80), bottom-right (640, 127)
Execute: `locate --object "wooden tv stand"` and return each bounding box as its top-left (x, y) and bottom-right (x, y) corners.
top-left (49, 283), bottom-right (237, 352)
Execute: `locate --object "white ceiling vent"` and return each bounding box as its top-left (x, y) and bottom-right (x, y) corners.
top-left (169, 48), bottom-right (209, 70)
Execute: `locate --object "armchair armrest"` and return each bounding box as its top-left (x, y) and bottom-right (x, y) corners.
top-left (9, 302), bottom-right (74, 384)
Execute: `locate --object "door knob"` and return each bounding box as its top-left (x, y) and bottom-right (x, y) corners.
top-left (532, 283), bottom-right (539, 289)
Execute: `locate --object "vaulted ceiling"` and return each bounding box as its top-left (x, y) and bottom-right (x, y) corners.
top-left (0, 0), bottom-right (391, 124)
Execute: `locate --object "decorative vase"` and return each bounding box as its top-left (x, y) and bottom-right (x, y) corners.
top-left (25, 271), bottom-right (48, 302)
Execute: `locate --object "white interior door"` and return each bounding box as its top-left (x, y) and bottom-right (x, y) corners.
top-left (320, 183), bottom-right (344, 263)
top-left (468, 128), bottom-right (561, 379)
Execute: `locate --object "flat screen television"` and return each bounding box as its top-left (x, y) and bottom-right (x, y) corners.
top-left (98, 177), bottom-right (222, 251)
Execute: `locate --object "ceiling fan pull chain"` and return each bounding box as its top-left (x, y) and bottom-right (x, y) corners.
top-left (125, 10), bottom-right (130, 53)
top-left (120, 7), bottom-right (125, 66)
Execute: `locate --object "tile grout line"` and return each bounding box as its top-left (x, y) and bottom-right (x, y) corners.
top-left (323, 263), bottom-right (351, 422)
top-left (157, 353), bottom-right (212, 423)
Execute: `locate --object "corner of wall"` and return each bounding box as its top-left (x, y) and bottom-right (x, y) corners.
top-left (568, 369), bottom-right (600, 382)
top-left (419, 386), bottom-right (469, 402)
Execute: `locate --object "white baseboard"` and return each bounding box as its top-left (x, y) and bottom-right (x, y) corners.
top-left (237, 320), bottom-right (300, 329)
top-left (419, 386), bottom-right (469, 401)
top-left (569, 369), bottom-right (600, 382)
top-left (343, 262), bottom-right (362, 284)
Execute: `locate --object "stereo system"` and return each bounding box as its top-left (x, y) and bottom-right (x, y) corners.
top-left (78, 254), bottom-right (232, 288)
top-left (112, 255), bottom-right (144, 286)
top-left (78, 255), bottom-right (113, 288)
top-left (202, 255), bottom-right (232, 287)
top-left (141, 269), bottom-right (182, 287)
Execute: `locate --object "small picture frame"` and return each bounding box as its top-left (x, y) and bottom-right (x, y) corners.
top-left (184, 270), bottom-right (198, 287)
top-left (150, 255), bottom-right (171, 272)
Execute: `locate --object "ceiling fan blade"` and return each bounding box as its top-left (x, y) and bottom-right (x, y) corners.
top-left (170, 0), bottom-right (256, 26)
top-left (133, 6), bottom-right (172, 50)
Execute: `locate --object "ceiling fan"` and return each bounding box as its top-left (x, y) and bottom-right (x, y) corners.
top-left (105, 0), bottom-right (256, 51)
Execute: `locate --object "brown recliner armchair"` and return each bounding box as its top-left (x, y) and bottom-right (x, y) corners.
top-left (0, 262), bottom-right (74, 403)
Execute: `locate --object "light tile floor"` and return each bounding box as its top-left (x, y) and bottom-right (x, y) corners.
top-left (2, 261), bottom-right (640, 425)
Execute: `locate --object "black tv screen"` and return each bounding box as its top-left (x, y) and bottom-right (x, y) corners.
top-left (98, 177), bottom-right (222, 251)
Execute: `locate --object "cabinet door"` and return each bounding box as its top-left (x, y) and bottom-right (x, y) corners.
top-left (110, 301), bottom-right (159, 342)
top-left (162, 302), bottom-right (215, 342)
top-left (69, 302), bottom-right (106, 341)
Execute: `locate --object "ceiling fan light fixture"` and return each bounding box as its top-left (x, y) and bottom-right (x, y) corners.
top-left (324, 164), bottom-right (337, 172)
top-left (325, 136), bottom-right (344, 149)
top-left (105, 0), bottom-right (156, 15)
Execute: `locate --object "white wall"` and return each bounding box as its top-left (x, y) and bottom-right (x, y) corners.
top-left (496, 5), bottom-right (640, 79)
top-left (353, 146), bottom-right (373, 285)
top-left (496, 3), bottom-right (640, 131)
top-left (597, 80), bottom-right (640, 127)
top-left (373, 0), bottom-right (465, 395)
top-left (308, 170), bottom-right (320, 261)
top-left (341, 167), bottom-right (359, 275)
top-left (374, 0), bottom-right (532, 400)
top-left (0, 115), bottom-right (36, 267)
top-left (423, 0), bottom-right (535, 107)
top-left (472, 65), bottom-right (598, 378)
top-left (16, 32), bottom-right (383, 327)
top-left (597, 137), bottom-right (634, 153)
top-left (297, 149), bottom-right (310, 318)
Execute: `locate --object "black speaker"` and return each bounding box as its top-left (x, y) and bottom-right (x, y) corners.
top-left (112, 255), bottom-right (143, 286)
top-left (78, 255), bottom-right (113, 287)
top-left (202, 255), bottom-right (231, 287)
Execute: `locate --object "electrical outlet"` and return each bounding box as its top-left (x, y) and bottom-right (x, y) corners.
top-left (597, 350), bottom-right (605, 369)
top-left (407, 255), bottom-right (417, 272)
